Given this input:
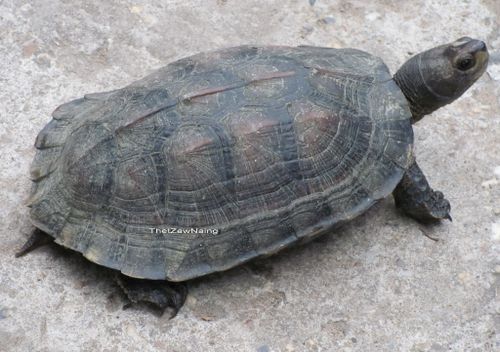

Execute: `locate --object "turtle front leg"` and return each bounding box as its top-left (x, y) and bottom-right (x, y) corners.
top-left (393, 160), bottom-right (451, 223)
top-left (115, 275), bottom-right (187, 318)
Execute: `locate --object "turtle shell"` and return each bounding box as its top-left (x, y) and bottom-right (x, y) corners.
top-left (28, 45), bottom-right (413, 281)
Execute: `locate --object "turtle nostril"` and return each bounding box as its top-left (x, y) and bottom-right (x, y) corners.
top-left (454, 38), bottom-right (488, 54)
top-left (477, 41), bottom-right (487, 52)
top-left (469, 40), bottom-right (487, 53)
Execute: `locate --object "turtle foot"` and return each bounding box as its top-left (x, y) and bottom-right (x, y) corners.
top-left (116, 275), bottom-right (187, 318)
top-left (403, 189), bottom-right (452, 223)
top-left (15, 229), bottom-right (53, 258)
top-left (393, 161), bottom-right (452, 224)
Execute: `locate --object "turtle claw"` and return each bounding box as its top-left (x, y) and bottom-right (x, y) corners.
top-left (116, 275), bottom-right (187, 318)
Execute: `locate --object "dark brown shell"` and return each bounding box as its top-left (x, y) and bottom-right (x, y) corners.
top-left (28, 45), bottom-right (413, 281)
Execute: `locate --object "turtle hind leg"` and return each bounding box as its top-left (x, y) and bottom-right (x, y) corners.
top-left (393, 160), bottom-right (451, 223)
top-left (15, 228), bottom-right (54, 258)
top-left (115, 275), bottom-right (188, 318)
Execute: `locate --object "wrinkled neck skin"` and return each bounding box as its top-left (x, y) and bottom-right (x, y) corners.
top-left (393, 55), bottom-right (452, 124)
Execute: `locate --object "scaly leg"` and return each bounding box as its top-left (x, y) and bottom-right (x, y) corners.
top-left (116, 274), bottom-right (187, 318)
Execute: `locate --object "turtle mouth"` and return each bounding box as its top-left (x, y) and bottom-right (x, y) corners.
top-left (474, 47), bottom-right (489, 68)
top-left (473, 43), bottom-right (489, 79)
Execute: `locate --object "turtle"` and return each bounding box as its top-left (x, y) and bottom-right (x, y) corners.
top-left (17, 37), bottom-right (488, 317)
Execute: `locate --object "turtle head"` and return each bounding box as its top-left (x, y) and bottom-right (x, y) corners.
top-left (394, 37), bottom-right (489, 123)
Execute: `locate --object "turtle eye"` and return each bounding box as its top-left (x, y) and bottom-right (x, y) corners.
top-left (456, 55), bottom-right (475, 71)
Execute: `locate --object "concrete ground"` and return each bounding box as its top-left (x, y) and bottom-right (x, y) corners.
top-left (0, 0), bottom-right (499, 351)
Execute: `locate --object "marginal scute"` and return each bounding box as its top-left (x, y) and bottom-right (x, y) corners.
top-left (84, 90), bottom-right (119, 101)
top-left (51, 97), bottom-right (86, 120)
top-left (34, 119), bottom-right (71, 149)
top-left (30, 147), bottom-right (61, 181)
top-left (29, 45), bottom-right (413, 281)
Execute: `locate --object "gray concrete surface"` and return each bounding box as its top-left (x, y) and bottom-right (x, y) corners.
top-left (0, 0), bottom-right (499, 351)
